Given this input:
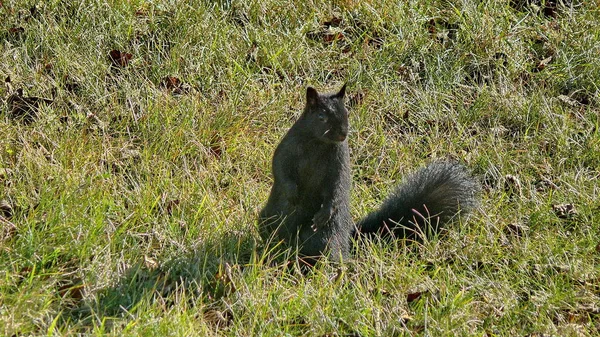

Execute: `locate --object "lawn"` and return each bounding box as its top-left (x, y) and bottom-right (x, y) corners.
top-left (1, 0), bottom-right (599, 335)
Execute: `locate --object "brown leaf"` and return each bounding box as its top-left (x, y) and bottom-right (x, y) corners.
top-left (323, 31), bottom-right (345, 44)
top-left (203, 309), bottom-right (234, 329)
top-left (366, 35), bottom-right (384, 49)
top-left (348, 90), bottom-right (365, 108)
top-left (323, 16), bottom-right (342, 28)
top-left (208, 133), bottom-right (223, 159)
top-left (6, 88), bottom-right (53, 124)
top-left (552, 203), bottom-right (577, 219)
top-left (160, 76), bottom-right (181, 89)
top-left (63, 75), bottom-right (81, 93)
top-left (504, 174), bottom-right (522, 198)
top-left (1, 216), bottom-right (17, 241)
top-left (8, 26), bottom-right (25, 35)
top-left (406, 291), bottom-right (423, 303)
top-left (159, 76), bottom-right (189, 95)
top-left (43, 62), bottom-right (53, 74)
top-left (164, 199), bottom-right (180, 215)
top-left (426, 19), bottom-right (459, 43)
top-left (144, 255), bottom-right (159, 270)
top-left (307, 23), bottom-right (346, 46)
top-left (0, 200), bottom-right (12, 219)
top-left (504, 223), bottom-right (529, 238)
top-left (536, 56), bottom-right (553, 71)
top-left (108, 49), bottom-right (133, 68)
top-left (58, 278), bottom-right (85, 301)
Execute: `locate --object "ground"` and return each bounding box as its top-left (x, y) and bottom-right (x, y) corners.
top-left (1, 1), bottom-right (599, 336)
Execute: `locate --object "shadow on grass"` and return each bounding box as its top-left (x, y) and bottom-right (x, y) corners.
top-left (61, 233), bottom-right (257, 332)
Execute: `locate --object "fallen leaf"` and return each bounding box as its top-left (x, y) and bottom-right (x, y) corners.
top-left (6, 88), bottom-right (54, 124)
top-left (323, 16), bottom-right (342, 28)
top-left (1, 216), bottom-right (17, 241)
top-left (323, 31), bottom-right (345, 44)
top-left (426, 18), bottom-right (459, 43)
top-left (0, 200), bottom-right (13, 219)
top-left (306, 18), bottom-right (346, 46)
top-left (536, 56), bottom-right (553, 71)
top-left (164, 199), bottom-right (180, 215)
top-left (108, 49), bottom-right (133, 68)
top-left (144, 255), bottom-right (159, 270)
top-left (406, 291), bottom-right (423, 303)
top-left (504, 223), bottom-right (529, 238)
top-left (552, 203), bottom-right (577, 219)
top-left (203, 308), bottom-right (234, 329)
top-left (43, 62), bottom-right (53, 74)
top-left (8, 27), bottom-right (25, 35)
top-left (160, 76), bottom-right (181, 89)
top-left (504, 174), bottom-right (522, 198)
top-left (348, 90), bottom-right (365, 107)
top-left (63, 75), bottom-right (82, 93)
top-left (58, 278), bottom-right (85, 300)
top-left (159, 76), bottom-right (189, 95)
top-left (208, 133), bottom-right (223, 159)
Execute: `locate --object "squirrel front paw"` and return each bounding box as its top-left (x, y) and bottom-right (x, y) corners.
top-left (311, 205), bottom-right (334, 231)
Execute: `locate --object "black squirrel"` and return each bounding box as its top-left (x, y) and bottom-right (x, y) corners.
top-left (259, 85), bottom-right (479, 265)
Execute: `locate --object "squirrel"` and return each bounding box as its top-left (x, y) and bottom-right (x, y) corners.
top-left (258, 85), bottom-right (479, 266)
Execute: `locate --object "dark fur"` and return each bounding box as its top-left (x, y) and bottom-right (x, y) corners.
top-left (259, 85), bottom-right (352, 264)
top-left (355, 161), bottom-right (479, 240)
top-left (259, 85), bottom-right (479, 265)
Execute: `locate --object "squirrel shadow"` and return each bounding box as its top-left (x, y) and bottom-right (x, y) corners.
top-left (60, 232), bottom-right (257, 332)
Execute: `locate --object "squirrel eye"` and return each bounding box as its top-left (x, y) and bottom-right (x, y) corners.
top-left (318, 112), bottom-right (327, 122)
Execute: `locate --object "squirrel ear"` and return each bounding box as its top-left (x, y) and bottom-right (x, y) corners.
top-left (336, 83), bottom-right (347, 98)
top-left (306, 87), bottom-right (319, 106)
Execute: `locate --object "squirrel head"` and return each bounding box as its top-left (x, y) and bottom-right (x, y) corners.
top-left (303, 84), bottom-right (349, 144)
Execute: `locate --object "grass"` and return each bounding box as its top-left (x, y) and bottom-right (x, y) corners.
top-left (1, 0), bottom-right (599, 335)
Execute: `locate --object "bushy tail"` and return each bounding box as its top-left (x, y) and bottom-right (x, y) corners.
top-left (356, 161), bottom-right (479, 240)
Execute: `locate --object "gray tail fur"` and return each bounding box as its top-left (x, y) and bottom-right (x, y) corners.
top-left (356, 161), bottom-right (479, 240)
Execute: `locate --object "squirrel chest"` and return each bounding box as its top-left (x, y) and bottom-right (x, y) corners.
top-left (295, 141), bottom-right (347, 198)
